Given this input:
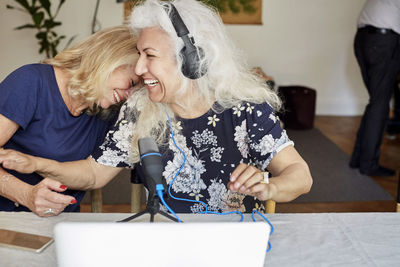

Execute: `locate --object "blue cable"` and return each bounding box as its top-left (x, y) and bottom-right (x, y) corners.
top-left (156, 184), bottom-right (182, 223)
top-left (200, 210), bottom-right (244, 222)
top-left (139, 150), bottom-right (181, 222)
top-left (140, 152), bottom-right (162, 159)
top-left (252, 210), bottom-right (274, 253)
top-left (166, 116), bottom-right (209, 212)
top-left (166, 116), bottom-right (245, 221)
top-left (164, 115), bottom-right (272, 252)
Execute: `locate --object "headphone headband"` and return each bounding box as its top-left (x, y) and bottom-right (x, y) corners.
top-left (168, 4), bottom-right (189, 37)
top-left (163, 3), bottom-right (207, 79)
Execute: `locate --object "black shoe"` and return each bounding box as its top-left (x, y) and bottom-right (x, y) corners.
top-left (349, 161), bottom-right (359, 169)
top-left (359, 166), bottom-right (395, 177)
top-left (386, 120), bottom-right (400, 135)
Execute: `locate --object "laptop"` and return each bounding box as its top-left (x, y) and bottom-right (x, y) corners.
top-left (54, 221), bottom-right (271, 267)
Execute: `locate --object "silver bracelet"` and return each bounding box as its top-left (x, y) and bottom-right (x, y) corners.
top-left (1, 174), bottom-right (12, 195)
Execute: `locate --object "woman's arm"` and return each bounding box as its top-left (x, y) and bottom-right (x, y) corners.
top-left (229, 146), bottom-right (312, 202)
top-left (0, 114), bottom-right (75, 215)
top-left (0, 150), bottom-right (122, 190)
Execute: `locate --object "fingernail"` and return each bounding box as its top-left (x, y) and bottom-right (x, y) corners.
top-left (234, 182), bottom-right (240, 189)
top-left (70, 199), bottom-right (77, 204)
top-left (60, 185), bottom-right (67, 190)
top-left (230, 175), bottom-right (236, 182)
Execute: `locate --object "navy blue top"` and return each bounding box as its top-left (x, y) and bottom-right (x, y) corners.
top-left (93, 100), bottom-right (293, 213)
top-left (0, 64), bottom-right (115, 211)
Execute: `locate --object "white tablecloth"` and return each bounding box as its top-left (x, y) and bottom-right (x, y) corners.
top-left (0, 212), bottom-right (399, 267)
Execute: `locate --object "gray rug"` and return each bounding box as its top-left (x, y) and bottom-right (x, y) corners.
top-left (287, 128), bottom-right (393, 202)
top-left (83, 128), bottom-right (393, 204)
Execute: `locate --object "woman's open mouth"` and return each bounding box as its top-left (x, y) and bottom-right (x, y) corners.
top-left (113, 89), bottom-right (122, 103)
top-left (144, 79), bottom-right (159, 88)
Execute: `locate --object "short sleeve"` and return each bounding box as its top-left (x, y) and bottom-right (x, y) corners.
top-left (245, 102), bottom-right (294, 170)
top-left (0, 65), bottom-right (40, 129)
top-left (91, 101), bottom-right (137, 168)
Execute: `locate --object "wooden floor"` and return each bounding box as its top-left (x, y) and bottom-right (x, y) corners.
top-left (81, 116), bottom-right (399, 213)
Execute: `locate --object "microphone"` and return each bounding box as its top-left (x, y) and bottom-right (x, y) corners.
top-left (117, 137), bottom-right (179, 223)
top-left (138, 137), bottom-right (164, 187)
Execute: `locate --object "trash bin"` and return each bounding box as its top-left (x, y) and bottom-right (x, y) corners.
top-left (278, 85), bottom-right (316, 130)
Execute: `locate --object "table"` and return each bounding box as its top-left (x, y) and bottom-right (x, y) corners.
top-left (1, 212), bottom-right (399, 267)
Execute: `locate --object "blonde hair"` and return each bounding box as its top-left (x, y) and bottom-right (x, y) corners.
top-left (43, 25), bottom-right (138, 114)
top-left (128, 0), bottom-right (281, 159)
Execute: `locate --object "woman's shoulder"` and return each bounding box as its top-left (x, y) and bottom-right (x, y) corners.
top-left (221, 101), bottom-right (280, 130)
top-left (12, 63), bottom-right (50, 73)
top-left (223, 101), bottom-right (275, 116)
top-left (4, 64), bottom-right (52, 82)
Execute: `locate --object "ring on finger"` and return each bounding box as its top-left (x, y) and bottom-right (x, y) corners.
top-left (259, 172), bottom-right (269, 184)
top-left (44, 208), bottom-right (56, 216)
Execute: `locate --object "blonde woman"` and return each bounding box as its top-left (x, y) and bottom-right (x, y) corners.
top-left (0, 0), bottom-right (312, 214)
top-left (0, 25), bottom-right (140, 216)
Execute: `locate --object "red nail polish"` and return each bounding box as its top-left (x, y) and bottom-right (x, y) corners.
top-left (70, 199), bottom-right (77, 204)
top-left (60, 185), bottom-right (67, 190)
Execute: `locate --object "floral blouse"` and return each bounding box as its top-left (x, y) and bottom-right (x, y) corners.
top-left (92, 100), bottom-right (293, 213)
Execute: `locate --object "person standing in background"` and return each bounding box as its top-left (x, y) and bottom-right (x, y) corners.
top-left (350, 0), bottom-right (400, 176)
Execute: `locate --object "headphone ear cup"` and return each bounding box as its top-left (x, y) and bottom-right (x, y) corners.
top-left (180, 45), bottom-right (207, 79)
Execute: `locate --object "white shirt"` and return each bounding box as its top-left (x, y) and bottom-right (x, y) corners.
top-left (358, 0), bottom-right (400, 34)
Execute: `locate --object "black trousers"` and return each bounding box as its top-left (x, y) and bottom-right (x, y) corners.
top-left (350, 27), bottom-right (400, 172)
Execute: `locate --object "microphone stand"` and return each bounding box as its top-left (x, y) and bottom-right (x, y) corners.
top-left (119, 137), bottom-right (180, 223)
top-left (118, 185), bottom-right (179, 223)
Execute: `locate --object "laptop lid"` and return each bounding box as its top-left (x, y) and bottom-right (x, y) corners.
top-left (54, 221), bottom-right (270, 267)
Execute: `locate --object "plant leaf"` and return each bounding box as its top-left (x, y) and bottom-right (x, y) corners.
top-left (13, 0), bottom-right (30, 11)
top-left (43, 19), bottom-right (62, 29)
top-left (35, 31), bottom-right (47, 39)
top-left (33, 12), bottom-right (45, 27)
top-left (38, 0), bottom-right (51, 16)
top-left (56, 0), bottom-right (67, 15)
top-left (14, 24), bottom-right (36, 30)
top-left (59, 0), bottom-right (67, 8)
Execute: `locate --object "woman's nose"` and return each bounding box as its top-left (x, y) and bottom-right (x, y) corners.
top-left (135, 55), bottom-right (147, 76)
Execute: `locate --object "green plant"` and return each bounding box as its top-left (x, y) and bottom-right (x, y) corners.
top-left (6, 0), bottom-right (76, 58)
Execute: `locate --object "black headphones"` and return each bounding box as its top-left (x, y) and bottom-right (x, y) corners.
top-left (164, 3), bottom-right (207, 79)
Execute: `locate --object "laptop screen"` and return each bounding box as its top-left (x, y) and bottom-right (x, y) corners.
top-left (54, 221), bottom-right (270, 267)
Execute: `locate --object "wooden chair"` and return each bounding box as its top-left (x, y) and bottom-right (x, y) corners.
top-left (89, 170), bottom-right (144, 213)
top-left (90, 189), bottom-right (103, 213)
top-left (130, 186), bottom-right (276, 213)
top-left (265, 200), bottom-right (276, 214)
top-left (89, 186), bottom-right (143, 213)
top-left (130, 183), bottom-right (143, 213)
top-left (91, 183), bottom-right (276, 214)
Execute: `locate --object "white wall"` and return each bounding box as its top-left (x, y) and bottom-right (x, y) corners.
top-left (0, 0), bottom-right (367, 115)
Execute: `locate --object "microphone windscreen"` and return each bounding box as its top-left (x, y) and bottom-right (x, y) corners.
top-left (137, 137), bottom-right (164, 187)
top-left (138, 137), bottom-right (159, 156)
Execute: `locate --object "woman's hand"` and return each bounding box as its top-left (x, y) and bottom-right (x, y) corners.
top-left (24, 178), bottom-right (77, 217)
top-left (0, 149), bottom-right (37, 174)
top-left (228, 163), bottom-right (273, 201)
top-left (229, 146), bottom-right (312, 203)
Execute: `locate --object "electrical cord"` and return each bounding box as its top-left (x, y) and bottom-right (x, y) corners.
top-left (165, 115), bottom-right (273, 252)
top-left (156, 185), bottom-right (182, 223)
top-left (252, 210), bottom-right (274, 252)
